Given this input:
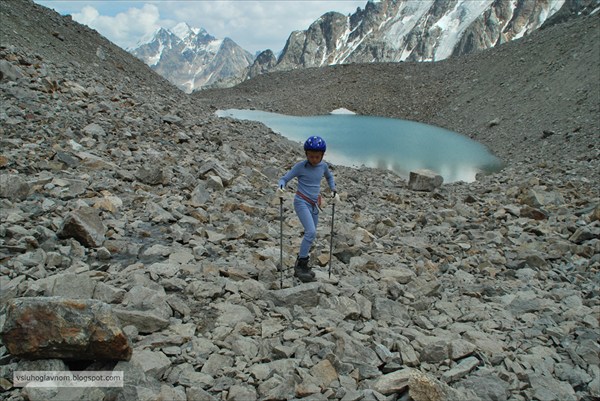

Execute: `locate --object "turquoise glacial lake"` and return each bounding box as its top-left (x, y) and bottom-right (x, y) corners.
top-left (216, 109), bottom-right (504, 183)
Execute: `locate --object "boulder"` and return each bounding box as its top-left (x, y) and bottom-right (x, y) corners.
top-left (267, 283), bottom-right (321, 308)
top-left (372, 368), bottom-right (413, 395)
top-left (0, 174), bottom-right (30, 200)
top-left (408, 169), bottom-right (443, 191)
top-left (198, 159), bottom-right (234, 185)
top-left (136, 165), bottom-right (168, 185)
top-left (1, 297), bottom-right (132, 361)
top-left (57, 207), bottom-right (107, 248)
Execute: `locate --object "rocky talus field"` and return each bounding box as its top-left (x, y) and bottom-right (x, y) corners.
top-left (0, 1), bottom-right (598, 401)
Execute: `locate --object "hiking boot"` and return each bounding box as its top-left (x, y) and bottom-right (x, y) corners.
top-left (295, 256), bottom-right (316, 278)
top-left (294, 256), bottom-right (316, 282)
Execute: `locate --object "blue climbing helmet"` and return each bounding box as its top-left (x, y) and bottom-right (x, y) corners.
top-left (304, 136), bottom-right (326, 152)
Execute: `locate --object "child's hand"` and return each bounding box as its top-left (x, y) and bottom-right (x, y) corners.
top-left (331, 191), bottom-right (340, 205)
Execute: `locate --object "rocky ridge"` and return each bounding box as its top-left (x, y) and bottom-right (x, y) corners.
top-left (233, 0), bottom-right (599, 85)
top-left (0, 1), bottom-right (599, 401)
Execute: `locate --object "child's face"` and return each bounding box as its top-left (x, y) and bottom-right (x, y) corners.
top-left (306, 150), bottom-right (324, 166)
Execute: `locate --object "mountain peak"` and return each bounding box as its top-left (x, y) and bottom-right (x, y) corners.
top-left (171, 22), bottom-right (205, 40)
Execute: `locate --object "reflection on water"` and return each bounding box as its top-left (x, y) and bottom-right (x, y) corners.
top-left (216, 109), bottom-right (504, 183)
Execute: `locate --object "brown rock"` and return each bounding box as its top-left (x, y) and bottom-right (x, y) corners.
top-left (520, 205), bottom-right (548, 220)
top-left (1, 297), bottom-right (132, 361)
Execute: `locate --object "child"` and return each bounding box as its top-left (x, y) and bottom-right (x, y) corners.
top-left (277, 135), bottom-right (340, 282)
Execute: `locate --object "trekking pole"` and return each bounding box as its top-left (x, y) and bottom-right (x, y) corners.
top-left (279, 197), bottom-right (284, 289)
top-left (328, 202), bottom-right (335, 279)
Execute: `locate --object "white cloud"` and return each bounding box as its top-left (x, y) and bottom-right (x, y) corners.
top-left (37, 1), bottom-right (366, 53)
top-left (168, 1), bottom-right (365, 53)
top-left (72, 3), bottom-right (173, 50)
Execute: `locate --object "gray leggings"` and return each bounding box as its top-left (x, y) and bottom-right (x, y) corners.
top-left (294, 195), bottom-right (319, 257)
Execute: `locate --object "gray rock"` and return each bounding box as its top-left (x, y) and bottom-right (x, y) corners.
top-left (173, 364), bottom-right (215, 388)
top-left (419, 339), bottom-right (450, 364)
top-left (93, 281), bottom-right (126, 304)
top-left (457, 369), bottom-right (509, 401)
top-left (442, 356), bottom-right (480, 383)
top-left (398, 340), bottom-right (420, 367)
top-left (334, 330), bottom-right (380, 368)
top-left (249, 359), bottom-right (300, 381)
top-left (450, 339), bottom-right (477, 360)
top-left (131, 349), bottom-right (171, 379)
top-left (528, 373), bottom-right (577, 401)
top-left (408, 169), bottom-right (444, 191)
top-left (136, 165), bottom-right (168, 185)
top-left (226, 334), bottom-right (259, 360)
top-left (0, 174), bottom-right (30, 200)
top-left (371, 297), bottom-right (410, 324)
top-left (123, 285), bottom-right (172, 320)
top-left (82, 123), bottom-right (106, 138)
top-left (206, 174), bottom-right (224, 190)
top-left (588, 365), bottom-right (600, 398)
top-left (554, 362), bottom-right (591, 388)
top-left (57, 207), bottom-right (106, 248)
top-left (161, 114), bottom-right (183, 124)
top-left (521, 189), bottom-right (565, 207)
top-left (112, 308), bottom-right (170, 334)
top-left (198, 159), bottom-right (234, 185)
top-left (50, 272), bottom-right (97, 298)
top-left (320, 295), bottom-right (362, 320)
top-left (227, 384), bottom-right (258, 401)
top-left (214, 303), bottom-right (254, 327)
top-left (186, 386), bottom-right (219, 401)
top-left (201, 353), bottom-right (234, 376)
top-left (0, 59), bottom-right (25, 81)
top-left (371, 368), bottom-right (412, 395)
top-left (158, 384), bottom-right (186, 401)
top-left (267, 283), bottom-right (321, 308)
top-left (190, 181), bottom-right (211, 206)
top-left (257, 374), bottom-right (296, 400)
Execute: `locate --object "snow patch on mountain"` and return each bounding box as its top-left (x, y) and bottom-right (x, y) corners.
top-left (433, 0), bottom-right (494, 60)
top-left (171, 22), bottom-right (202, 40)
top-left (147, 44), bottom-right (164, 66)
top-left (383, 0), bottom-right (434, 48)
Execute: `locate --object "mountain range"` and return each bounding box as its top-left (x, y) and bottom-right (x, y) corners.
top-left (129, 0), bottom-right (599, 92)
top-left (130, 22), bottom-right (254, 93)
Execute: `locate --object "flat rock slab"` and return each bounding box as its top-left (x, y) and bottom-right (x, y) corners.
top-left (267, 283), bottom-right (321, 308)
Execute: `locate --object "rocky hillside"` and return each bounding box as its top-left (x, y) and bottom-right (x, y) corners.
top-left (1, 1), bottom-right (599, 401)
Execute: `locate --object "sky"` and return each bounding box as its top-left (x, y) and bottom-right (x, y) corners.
top-left (33, 0), bottom-right (369, 54)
